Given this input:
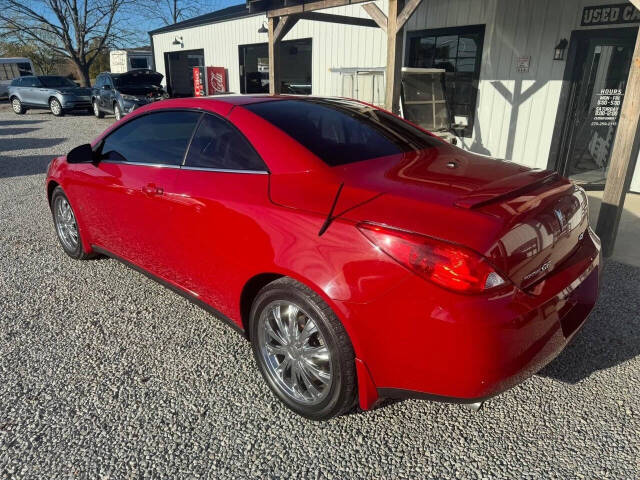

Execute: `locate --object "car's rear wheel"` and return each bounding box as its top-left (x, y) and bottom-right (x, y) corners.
top-left (51, 187), bottom-right (92, 260)
top-left (11, 97), bottom-right (25, 114)
top-left (250, 278), bottom-right (356, 420)
top-left (114, 103), bottom-right (123, 121)
top-left (93, 100), bottom-right (104, 118)
top-left (49, 98), bottom-right (63, 116)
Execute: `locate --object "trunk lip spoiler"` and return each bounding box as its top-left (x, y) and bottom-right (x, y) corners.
top-left (454, 170), bottom-right (560, 209)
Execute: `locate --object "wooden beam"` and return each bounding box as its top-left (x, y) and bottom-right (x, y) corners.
top-left (362, 3), bottom-right (387, 32)
top-left (273, 14), bottom-right (299, 41)
top-left (268, 17), bottom-right (281, 95)
top-left (595, 30), bottom-right (640, 256)
top-left (384, 0), bottom-right (404, 113)
top-left (267, 0), bottom-right (369, 18)
top-left (296, 11), bottom-right (379, 28)
top-left (395, 0), bottom-right (422, 32)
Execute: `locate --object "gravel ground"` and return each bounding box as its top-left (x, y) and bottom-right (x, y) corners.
top-left (1, 104), bottom-right (639, 479)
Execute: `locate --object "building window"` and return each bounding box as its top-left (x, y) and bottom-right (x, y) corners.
top-left (129, 57), bottom-right (149, 69)
top-left (406, 25), bottom-right (485, 137)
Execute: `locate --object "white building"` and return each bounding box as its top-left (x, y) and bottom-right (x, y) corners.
top-left (150, 0), bottom-right (640, 192)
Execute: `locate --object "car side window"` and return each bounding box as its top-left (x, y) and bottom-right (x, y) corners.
top-left (100, 111), bottom-right (201, 166)
top-left (184, 114), bottom-right (266, 171)
top-left (21, 77), bottom-right (34, 87)
top-left (10, 77), bottom-right (22, 86)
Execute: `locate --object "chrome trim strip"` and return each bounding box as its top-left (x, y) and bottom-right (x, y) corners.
top-left (180, 166), bottom-right (269, 174)
top-left (100, 160), bottom-right (181, 169)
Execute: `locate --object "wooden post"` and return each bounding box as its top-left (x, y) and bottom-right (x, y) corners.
top-left (268, 17), bottom-right (280, 95)
top-left (595, 29), bottom-right (640, 256)
top-left (385, 0), bottom-right (404, 113)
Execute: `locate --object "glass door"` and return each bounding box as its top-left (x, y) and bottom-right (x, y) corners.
top-left (559, 28), bottom-right (637, 188)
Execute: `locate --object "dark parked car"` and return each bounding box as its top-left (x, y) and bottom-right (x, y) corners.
top-left (92, 69), bottom-right (167, 121)
top-left (8, 75), bottom-right (92, 116)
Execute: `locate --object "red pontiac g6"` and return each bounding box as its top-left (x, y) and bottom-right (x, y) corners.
top-left (46, 96), bottom-right (601, 420)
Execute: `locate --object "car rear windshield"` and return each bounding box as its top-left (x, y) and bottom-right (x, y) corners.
top-left (244, 98), bottom-right (442, 166)
top-left (39, 76), bottom-right (76, 88)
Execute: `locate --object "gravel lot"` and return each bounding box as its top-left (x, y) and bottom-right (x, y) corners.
top-left (1, 104), bottom-right (639, 479)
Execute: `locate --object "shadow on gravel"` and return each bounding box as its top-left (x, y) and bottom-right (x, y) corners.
top-left (0, 127), bottom-right (41, 136)
top-left (0, 137), bottom-right (65, 153)
top-left (0, 154), bottom-right (55, 178)
top-left (539, 260), bottom-right (640, 384)
top-left (0, 119), bottom-right (45, 126)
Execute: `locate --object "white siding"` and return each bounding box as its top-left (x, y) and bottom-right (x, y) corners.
top-left (406, 0), bottom-right (640, 189)
top-left (151, 2), bottom-right (388, 98)
top-left (152, 0), bottom-right (640, 191)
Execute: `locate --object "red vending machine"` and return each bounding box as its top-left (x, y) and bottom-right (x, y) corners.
top-left (192, 67), bottom-right (205, 97)
top-left (206, 67), bottom-right (228, 95)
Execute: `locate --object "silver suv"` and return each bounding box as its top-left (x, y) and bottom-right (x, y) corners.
top-left (8, 75), bottom-right (93, 116)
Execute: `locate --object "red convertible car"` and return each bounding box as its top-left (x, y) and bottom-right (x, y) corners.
top-left (46, 96), bottom-right (601, 420)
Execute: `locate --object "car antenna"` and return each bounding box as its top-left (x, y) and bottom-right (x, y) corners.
top-left (318, 182), bottom-right (344, 237)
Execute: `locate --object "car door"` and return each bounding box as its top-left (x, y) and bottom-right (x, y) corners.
top-left (30, 77), bottom-right (49, 106)
top-left (74, 110), bottom-right (202, 277)
top-left (101, 76), bottom-right (115, 112)
top-left (169, 112), bottom-right (271, 315)
top-left (19, 77), bottom-right (37, 104)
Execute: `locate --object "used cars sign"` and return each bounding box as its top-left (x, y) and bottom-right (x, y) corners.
top-left (581, 3), bottom-right (640, 26)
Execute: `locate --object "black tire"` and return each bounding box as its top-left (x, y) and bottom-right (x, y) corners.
top-left (50, 186), bottom-right (93, 260)
top-left (250, 277), bottom-right (356, 420)
top-left (93, 100), bottom-right (104, 118)
top-left (114, 103), bottom-right (123, 121)
top-left (11, 97), bottom-right (25, 114)
top-left (49, 98), bottom-right (64, 116)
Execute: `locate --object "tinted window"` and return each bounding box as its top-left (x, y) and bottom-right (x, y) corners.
top-left (21, 77), bottom-right (40, 87)
top-left (39, 76), bottom-right (77, 88)
top-left (184, 114), bottom-right (266, 171)
top-left (10, 77), bottom-right (22, 86)
top-left (94, 75), bottom-right (104, 88)
top-left (101, 111), bottom-right (201, 165)
top-left (245, 98), bottom-right (440, 166)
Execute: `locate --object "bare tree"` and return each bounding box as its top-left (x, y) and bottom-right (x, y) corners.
top-left (146, 0), bottom-right (217, 26)
top-left (0, 0), bottom-right (134, 86)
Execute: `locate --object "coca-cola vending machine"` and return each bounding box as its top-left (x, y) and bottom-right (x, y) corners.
top-left (206, 67), bottom-right (228, 95)
top-left (192, 67), bottom-right (205, 97)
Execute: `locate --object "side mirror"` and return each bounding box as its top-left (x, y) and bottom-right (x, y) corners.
top-left (67, 143), bottom-right (94, 164)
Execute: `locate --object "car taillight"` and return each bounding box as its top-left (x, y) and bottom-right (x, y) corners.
top-left (357, 223), bottom-right (508, 294)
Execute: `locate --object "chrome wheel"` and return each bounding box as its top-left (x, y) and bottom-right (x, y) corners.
top-left (93, 101), bottom-right (100, 117)
top-left (12, 98), bottom-right (22, 113)
top-left (114, 105), bottom-right (122, 121)
top-left (54, 197), bottom-right (79, 251)
top-left (50, 98), bottom-right (61, 115)
top-left (258, 301), bottom-right (332, 405)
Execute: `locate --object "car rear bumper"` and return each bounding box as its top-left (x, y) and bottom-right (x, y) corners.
top-left (336, 229), bottom-right (601, 406)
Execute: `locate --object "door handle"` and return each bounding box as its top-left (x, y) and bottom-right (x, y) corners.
top-left (142, 183), bottom-right (163, 196)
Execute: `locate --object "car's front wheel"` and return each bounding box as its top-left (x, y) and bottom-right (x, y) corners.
top-left (49, 98), bottom-right (64, 116)
top-left (93, 100), bottom-right (104, 118)
top-left (51, 186), bottom-right (93, 260)
top-left (11, 97), bottom-right (25, 114)
top-left (114, 103), bottom-right (123, 121)
top-left (250, 278), bottom-right (357, 420)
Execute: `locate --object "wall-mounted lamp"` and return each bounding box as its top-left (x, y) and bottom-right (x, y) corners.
top-left (258, 22), bottom-right (268, 34)
top-left (554, 38), bottom-right (568, 60)
top-left (172, 36), bottom-right (183, 47)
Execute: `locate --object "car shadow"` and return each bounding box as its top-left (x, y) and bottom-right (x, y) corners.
top-left (0, 137), bottom-right (66, 153)
top-left (0, 119), bottom-right (45, 126)
top-left (538, 260), bottom-right (640, 384)
top-left (0, 154), bottom-right (55, 179)
top-left (0, 127), bottom-right (41, 136)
